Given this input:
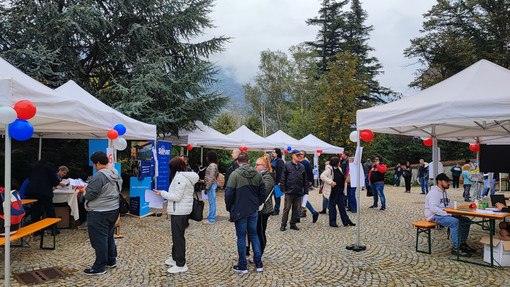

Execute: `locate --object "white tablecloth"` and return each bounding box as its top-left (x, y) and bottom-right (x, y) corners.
top-left (53, 188), bottom-right (80, 221)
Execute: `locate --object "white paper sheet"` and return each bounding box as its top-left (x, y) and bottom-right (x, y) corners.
top-left (301, 194), bottom-right (308, 207)
top-left (145, 189), bottom-right (164, 209)
top-left (201, 190), bottom-right (208, 200)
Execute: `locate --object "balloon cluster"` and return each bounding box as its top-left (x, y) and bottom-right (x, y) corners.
top-left (469, 144), bottom-right (480, 152)
top-left (349, 129), bottom-right (374, 143)
top-left (3, 100), bottom-right (36, 141)
top-left (239, 146), bottom-right (248, 152)
top-left (423, 138), bottom-right (433, 147)
top-left (107, 124), bottom-right (127, 150)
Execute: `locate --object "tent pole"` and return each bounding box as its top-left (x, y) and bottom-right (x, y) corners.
top-left (200, 148), bottom-right (204, 166)
top-left (38, 133), bottom-right (43, 160)
top-left (180, 146), bottom-right (184, 156)
top-left (346, 130), bottom-right (365, 252)
top-left (432, 126), bottom-right (438, 185)
top-left (4, 124), bottom-right (12, 287)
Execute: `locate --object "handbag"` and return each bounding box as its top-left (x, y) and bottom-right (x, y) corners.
top-left (119, 194), bottom-right (130, 215)
top-left (259, 187), bottom-right (275, 211)
top-left (189, 191), bottom-right (204, 221)
top-left (366, 185), bottom-right (373, 197)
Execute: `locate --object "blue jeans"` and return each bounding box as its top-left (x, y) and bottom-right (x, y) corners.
top-left (429, 215), bottom-right (471, 247)
top-left (394, 175), bottom-right (401, 186)
top-left (274, 195), bottom-right (281, 213)
top-left (482, 179), bottom-right (496, 197)
top-left (420, 177), bottom-right (429, 194)
top-left (371, 182), bottom-right (385, 209)
top-left (347, 186), bottom-right (357, 212)
top-left (234, 211), bottom-right (261, 267)
top-left (322, 196), bottom-right (329, 210)
top-left (207, 183), bottom-right (217, 222)
top-left (87, 209), bottom-right (119, 271)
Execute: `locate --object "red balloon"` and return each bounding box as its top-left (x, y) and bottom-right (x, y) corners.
top-left (423, 138), bottom-right (433, 147)
top-left (13, 100), bottom-right (36, 120)
top-left (469, 144), bottom-right (480, 152)
top-left (242, 146), bottom-right (248, 151)
top-left (187, 144), bottom-right (193, 151)
top-left (317, 149), bottom-right (323, 154)
top-left (284, 150), bottom-right (289, 154)
top-left (107, 129), bottom-right (118, 140)
top-left (360, 129), bottom-right (374, 142)
top-left (339, 153), bottom-right (343, 157)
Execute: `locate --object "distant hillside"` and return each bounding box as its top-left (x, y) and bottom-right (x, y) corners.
top-left (212, 68), bottom-right (245, 108)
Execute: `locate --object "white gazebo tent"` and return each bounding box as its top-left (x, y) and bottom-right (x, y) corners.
top-left (298, 134), bottom-right (344, 154)
top-left (265, 130), bottom-right (316, 153)
top-left (161, 121), bottom-right (242, 149)
top-left (352, 59), bottom-right (510, 251)
top-left (227, 125), bottom-right (273, 151)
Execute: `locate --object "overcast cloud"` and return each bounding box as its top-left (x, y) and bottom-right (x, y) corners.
top-left (202, 0), bottom-right (437, 97)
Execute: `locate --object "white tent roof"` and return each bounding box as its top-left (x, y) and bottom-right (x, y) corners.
top-left (161, 121), bottom-right (242, 149)
top-left (298, 134), bottom-right (344, 154)
top-left (356, 59), bottom-right (510, 144)
top-left (55, 80), bottom-right (156, 140)
top-left (0, 57), bottom-right (156, 140)
top-left (265, 130), bottom-right (316, 152)
top-left (227, 125), bottom-right (273, 151)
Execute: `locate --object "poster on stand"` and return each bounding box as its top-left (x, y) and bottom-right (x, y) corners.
top-left (156, 141), bottom-right (172, 191)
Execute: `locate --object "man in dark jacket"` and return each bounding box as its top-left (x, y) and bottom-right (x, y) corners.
top-left (225, 152), bottom-right (266, 274)
top-left (224, 149), bottom-right (240, 189)
top-left (298, 150), bottom-right (319, 223)
top-left (280, 150), bottom-right (307, 231)
top-left (271, 148), bottom-right (285, 215)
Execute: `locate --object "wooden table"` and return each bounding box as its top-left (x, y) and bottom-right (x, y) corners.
top-left (445, 205), bottom-right (510, 267)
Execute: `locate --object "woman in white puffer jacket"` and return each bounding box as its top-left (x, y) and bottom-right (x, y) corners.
top-left (156, 157), bottom-right (199, 274)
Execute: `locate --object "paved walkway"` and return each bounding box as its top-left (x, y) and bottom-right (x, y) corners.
top-left (2, 185), bottom-right (510, 286)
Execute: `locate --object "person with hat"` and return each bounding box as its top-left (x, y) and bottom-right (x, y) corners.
top-left (280, 150), bottom-right (307, 231)
top-left (425, 173), bottom-right (475, 257)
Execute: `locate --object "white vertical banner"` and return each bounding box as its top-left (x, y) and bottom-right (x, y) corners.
top-left (107, 148), bottom-right (114, 168)
top-left (313, 153), bottom-right (319, 179)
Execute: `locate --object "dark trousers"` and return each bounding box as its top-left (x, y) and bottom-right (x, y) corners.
top-left (171, 215), bottom-right (188, 267)
top-left (30, 195), bottom-right (56, 224)
top-left (452, 176), bottom-right (460, 189)
top-left (328, 190), bottom-right (352, 226)
top-left (87, 209), bottom-right (119, 271)
top-left (404, 176), bottom-right (412, 192)
top-left (281, 193), bottom-right (301, 226)
top-left (247, 213), bottom-right (271, 256)
top-left (274, 194), bottom-right (281, 213)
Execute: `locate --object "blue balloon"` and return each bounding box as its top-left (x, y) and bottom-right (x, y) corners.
top-left (9, 119), bottom-right (34, 141)
top-left (286, 146), bottom-right (292, 151)
top-left (114, 124), bottom-right (126, 136)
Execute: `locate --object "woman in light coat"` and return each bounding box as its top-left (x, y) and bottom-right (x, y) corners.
top-left (156, 157), bottom-right (199, 274)
top-left (204, 150), bottom-right (219, 223)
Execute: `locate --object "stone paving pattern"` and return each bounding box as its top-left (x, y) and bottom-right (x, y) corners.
top-left (1, 185), bottom-right (510, 286)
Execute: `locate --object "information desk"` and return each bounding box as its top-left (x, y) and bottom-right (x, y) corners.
top-left (445, 205), bottom-right (510, 267)
top-left (53, 188), bottom-right (80, 221)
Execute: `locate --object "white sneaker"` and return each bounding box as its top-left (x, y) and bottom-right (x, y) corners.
top-left (167, 264), bottom-right (188, 273)
top-left (165, 258), bottom-right (176, 266)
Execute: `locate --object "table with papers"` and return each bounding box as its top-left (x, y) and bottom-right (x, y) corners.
top-left (53, 186), bottom-right (80, 221)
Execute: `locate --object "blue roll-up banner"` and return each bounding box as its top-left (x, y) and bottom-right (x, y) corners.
top-left (88, 139), bottom-right (108, 166)
top-left (156, 141), bottom-right (172, 191)
top-left (129, 177), bottom-right (152, 216)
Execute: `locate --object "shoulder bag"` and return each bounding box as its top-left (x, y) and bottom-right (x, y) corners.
top-left (189, 191), bottom-right (204, 221)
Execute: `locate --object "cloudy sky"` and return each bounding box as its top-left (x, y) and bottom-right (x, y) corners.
top-left (202, 0), bottom-right (437, 97)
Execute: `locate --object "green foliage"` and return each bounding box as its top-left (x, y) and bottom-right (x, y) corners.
top-left (245, 116), bottom-right (262, 136)
top-left (211, 112), bottom-right (238, 134)
top-left (405, 0), bottom-right (510, 89)
top-left (0, 0), bottom-right (229, 135)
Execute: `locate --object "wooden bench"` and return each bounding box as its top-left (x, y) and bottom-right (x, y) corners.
top-left (413, 220), bottom-right (439, 254)
top-left (0, 218), bottom-right (61, 250)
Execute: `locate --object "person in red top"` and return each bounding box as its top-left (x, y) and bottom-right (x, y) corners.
top-left (368, 155), bottom-right (387, 211)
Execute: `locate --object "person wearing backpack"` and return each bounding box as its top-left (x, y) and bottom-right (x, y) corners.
top-left (81, 151), bottom-right (122, 276)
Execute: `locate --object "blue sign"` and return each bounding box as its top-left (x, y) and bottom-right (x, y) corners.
top-left (88, 139), bottom-right (108, 166)
top-left (129, 177), bottom-right (152, 216)
top-left (156, 141), bottom-right (172, 190)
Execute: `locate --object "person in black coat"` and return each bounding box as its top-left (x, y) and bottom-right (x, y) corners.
top-left (271, 148), bottom-right (285, 215)
top-left (328, 157), bottom-right (355, 227)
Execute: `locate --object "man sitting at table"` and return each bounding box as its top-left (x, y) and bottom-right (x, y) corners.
top-left (55, 165), bottom-right (69, 189)
top-left (425, 173), bottom-right (475, 257)
top-left (495, 202), bottom-right (510, 240)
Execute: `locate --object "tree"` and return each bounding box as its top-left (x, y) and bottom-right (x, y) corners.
top-left (405, 0), bottom-right (510, 89)
top-left (211, 112), bottom-right (238, 135)
top-left (244, 50), bottom-right (293, 136)
top-left (0, 0), bottom-right (229, 135)
top-left (312, 52), bottom-right (369, 151)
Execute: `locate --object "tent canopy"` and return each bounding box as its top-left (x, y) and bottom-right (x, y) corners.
top-left (356, 59), bottom-right (510, 144)
top-left (56, 80), bottom-right (156, 140)
top-left (0, 58), bottom-right (156, 140)
top-left (265, 130), bottom-right (316, 152)
top-left (298, 134), bottom-right (344, 154)
top-left (227, 125), bottom-right (273, 151)
top-left (160, 121), bottom-right (242, 149)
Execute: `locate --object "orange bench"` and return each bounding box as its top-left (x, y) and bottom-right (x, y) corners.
top-left (413, 220), bottom-right (439, 254)
top-left (0, 218), bottom-right (61, 250)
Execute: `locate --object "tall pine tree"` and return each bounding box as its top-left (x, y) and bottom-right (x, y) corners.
top-left (0, 0), bottom-right (229, 135)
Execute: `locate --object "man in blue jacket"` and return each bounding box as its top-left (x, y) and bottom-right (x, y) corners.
top-left (225, 152), bottom-right (266, 274)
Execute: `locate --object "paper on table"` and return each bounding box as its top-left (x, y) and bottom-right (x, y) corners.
top-left (201, 190), bottom-right (208, 200)
top-left (145, 189), bottom-right (164, 209)
top-left (69, 178), bottom-right (86, 186)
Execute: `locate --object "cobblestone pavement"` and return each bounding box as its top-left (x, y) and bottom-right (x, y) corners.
top-left (2, 185), bottom-right (510, 286)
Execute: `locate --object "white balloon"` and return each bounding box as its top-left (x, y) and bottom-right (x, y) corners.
top-left (113, 137), bottom-right (127, 150)
top-left (0, 106), bottom-right (17, 124)
top-left (349, 131), bottom-right (358, 142)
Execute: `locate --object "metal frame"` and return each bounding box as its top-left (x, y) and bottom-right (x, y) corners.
top-left (415, 226), bottom-right (433, 254)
